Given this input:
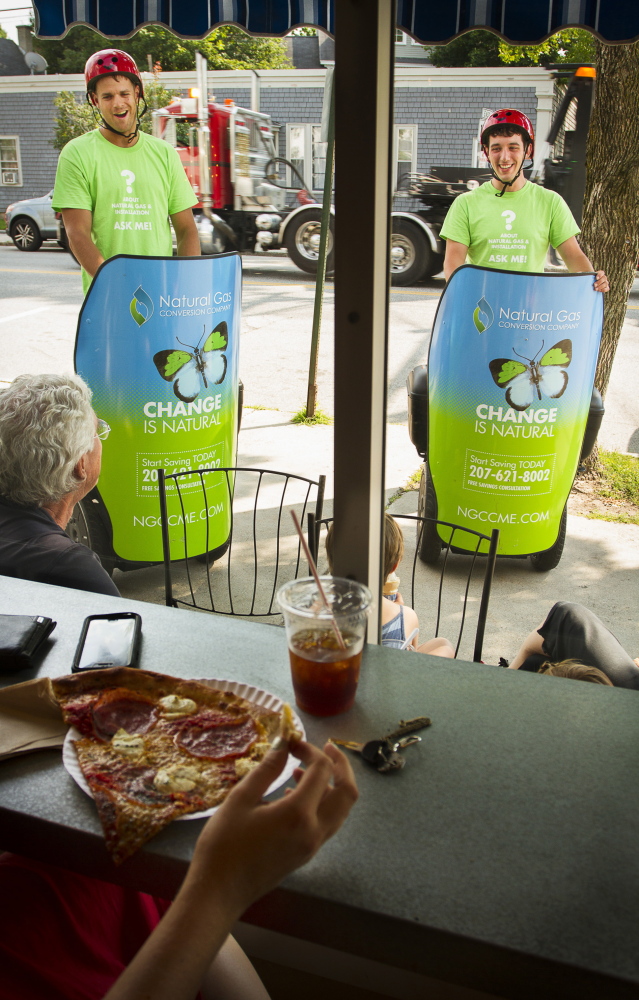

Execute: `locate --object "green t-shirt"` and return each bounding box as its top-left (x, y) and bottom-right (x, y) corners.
top-left (52, 129), bottom-right (198, 292)
top-left (439, 181), bottom-right (580, 273)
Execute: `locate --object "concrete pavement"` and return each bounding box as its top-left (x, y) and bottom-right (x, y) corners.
top-left (113, 401), bottom-right (639, 666)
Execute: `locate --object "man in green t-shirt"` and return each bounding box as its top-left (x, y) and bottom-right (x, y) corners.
top-left (440, 108), bottom-right (608, 292)
top-left (52, 49), bottom-right (200, 294)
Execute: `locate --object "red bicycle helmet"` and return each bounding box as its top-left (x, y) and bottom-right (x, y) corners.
top-left (85, 49), bottom-right (144, 98)
top-left (481, 109), bottom-right (534, 156)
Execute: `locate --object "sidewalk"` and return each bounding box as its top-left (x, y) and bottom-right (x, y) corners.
top-left (235, 407), bottom-right (639, 664)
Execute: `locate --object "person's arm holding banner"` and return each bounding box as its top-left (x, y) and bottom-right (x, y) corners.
top-left (171, 207), bottom-right (201, 259)
top-left (444, 240), bottom-right (470, 282)
top-left (62, 208), bottom-right (104, 279)
top-left (556, 236), bottom-right (609, 293)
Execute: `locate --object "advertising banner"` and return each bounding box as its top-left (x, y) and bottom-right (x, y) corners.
top-left (75, 252), bottom-right (241, 563)
top-left (428, 265), bottom-right (603, 556)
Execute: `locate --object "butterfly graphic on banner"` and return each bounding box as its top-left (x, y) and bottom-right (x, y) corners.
top-left (153, 323), bottom-right (228, 402)
top-left (488, 340), bottom-right (572, 412)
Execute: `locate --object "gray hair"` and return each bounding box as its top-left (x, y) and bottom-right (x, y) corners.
top-left (0, 373), bottom-right (95, 506)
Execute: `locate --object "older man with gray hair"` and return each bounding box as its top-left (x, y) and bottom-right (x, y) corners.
top-left (0, 373), bottom-right (119, 596)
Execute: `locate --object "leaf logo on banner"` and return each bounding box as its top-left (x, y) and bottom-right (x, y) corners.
top-left (130, 285), bottom-right (154, 326)
top-left (473, 297), bottom-right (494, 334)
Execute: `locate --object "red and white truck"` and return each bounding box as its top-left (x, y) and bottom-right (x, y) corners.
top-left (152, 53), bottom-right (333, 274)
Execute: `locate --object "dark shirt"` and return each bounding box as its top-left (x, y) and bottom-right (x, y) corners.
top-left (0, 498), bottom-right (120, 597)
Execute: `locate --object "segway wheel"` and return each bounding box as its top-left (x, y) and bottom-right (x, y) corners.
top-left (530, 506), bottom-right (567, 572)
top-left (66, 494), bottom-right (116, 576)
top-left (417, 465), bottom-right (442, 565)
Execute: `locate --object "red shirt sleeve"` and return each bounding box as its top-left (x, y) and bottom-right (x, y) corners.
top-left (0, 853), bottom-right (189, 1000)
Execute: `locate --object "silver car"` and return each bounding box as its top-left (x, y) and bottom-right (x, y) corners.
top-left (4, 190), bottom-right (58, 251)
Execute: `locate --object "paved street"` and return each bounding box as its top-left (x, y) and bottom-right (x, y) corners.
top-left (2, 243), bottom-right (639, 664)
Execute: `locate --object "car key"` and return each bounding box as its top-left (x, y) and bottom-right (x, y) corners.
top-left (330, 734), bottom-right (422, 772)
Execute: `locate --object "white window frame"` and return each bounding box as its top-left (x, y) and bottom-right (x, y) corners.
top-left (286, 123), bottom-right (334, 193)
top-left (394, 125), bottom-right (417, 193)
top-left (0, 136), bottom-right (23, 187)
top-left (395, 29), bottom-right (406, 44)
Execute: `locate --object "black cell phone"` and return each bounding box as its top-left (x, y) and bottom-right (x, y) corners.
top-left (72, 613), bottom-right (142, 672)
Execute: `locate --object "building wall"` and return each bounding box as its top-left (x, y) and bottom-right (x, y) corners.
top-left (0, 90), bottom-right (63, 204)
top-left (0, 67), bottom-right (552, 214)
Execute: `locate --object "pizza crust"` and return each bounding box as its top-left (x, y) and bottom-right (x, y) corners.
top-left (53, 668), bottom-right (282, 864)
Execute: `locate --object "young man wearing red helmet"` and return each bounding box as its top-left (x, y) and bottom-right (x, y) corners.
top-left (52, 49), bottom-right (200, 294)
top-left (440, 109), bottom-right (608, 292)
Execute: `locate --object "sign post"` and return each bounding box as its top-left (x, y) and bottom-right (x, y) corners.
top-left (75, 252), bottom-right (241, 565)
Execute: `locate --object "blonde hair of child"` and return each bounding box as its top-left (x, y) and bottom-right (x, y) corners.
top-left (325, 513), bottom-right (404, 583)
top-left (538, 659), bottom-right (613, 686)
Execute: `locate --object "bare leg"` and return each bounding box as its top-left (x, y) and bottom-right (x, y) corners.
top-left (415, 637), bottom-right (455, 658)
top-left (200, 935), bottom-right (271, 1000)
top-left (509, 622), bottom-right (546, 669)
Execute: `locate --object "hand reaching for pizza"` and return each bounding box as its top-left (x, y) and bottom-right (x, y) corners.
top-left (103, 741), bottom-right (357, 1000)
top-left (190, 739), bottom-right (358, 911)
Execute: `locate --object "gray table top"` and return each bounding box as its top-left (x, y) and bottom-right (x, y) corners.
top-left (1, 574), bottom-right (638, 1000)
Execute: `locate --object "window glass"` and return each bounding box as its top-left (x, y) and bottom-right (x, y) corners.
top-left (0, 137), bottom-right (21, 185)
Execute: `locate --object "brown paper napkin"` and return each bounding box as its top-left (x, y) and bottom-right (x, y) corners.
top-left (0, 677), bottom-right (67, 761)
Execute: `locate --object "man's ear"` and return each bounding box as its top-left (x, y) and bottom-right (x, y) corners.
top-left (74, 454), bottom-right (87, 484)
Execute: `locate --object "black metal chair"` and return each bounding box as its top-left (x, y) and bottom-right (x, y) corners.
top-left (312, 513), bottom-right (498, 662)
top-left (158, 467), bottom-right (325, 618)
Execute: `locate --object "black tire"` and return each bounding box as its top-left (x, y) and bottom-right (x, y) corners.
top-left (530, 506), bottom-right (567, 572)
top-left (390, 219), bottom-right (430, 286)
top-left (284, 209), bottom-right (334, 275)
top-left (65, 493), bottom-right (116, 576)
top-left (10, 216), bottom-right (42, 252)
top-left (417, 465), bottom-right (442, 565)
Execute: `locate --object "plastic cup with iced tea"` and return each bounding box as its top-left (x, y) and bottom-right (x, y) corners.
top-left (277, 577), bottom-right (372, 716)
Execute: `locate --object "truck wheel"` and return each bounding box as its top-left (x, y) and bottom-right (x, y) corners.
top-left (390, 220), bottom-right (429, 286)
top-left (417, 465), bottom-right (442, 565)
top-left (10, 216), bottom-right (43, 252)
top-left (530, 506), bottom-right (567, 572)
top-left (65, 493), bottom-right (116, 576)
top-left (285, 209), bottom-right (334, 275)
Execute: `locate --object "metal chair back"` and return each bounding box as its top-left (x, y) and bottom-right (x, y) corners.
top-left (313, 514), bottom-right (498, 662)
top-left (158, 467), bottom-right (325, 618)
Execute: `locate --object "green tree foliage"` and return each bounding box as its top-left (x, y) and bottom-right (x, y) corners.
top-left (52, 67), bottom-right (178, 150)
top-left (0, 26), bottom-right (6, 38)
top-left (33, 23), bottom-right (290, 74)
top-left (428, 28), bottom-right (595, 68)
top-left (498, 29), bottom-right (596, 66)
top-left (428, 30), bottom-right (502, 67)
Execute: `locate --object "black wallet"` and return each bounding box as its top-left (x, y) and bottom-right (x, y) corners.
top-left (0, 615), bottom-right (57, 673)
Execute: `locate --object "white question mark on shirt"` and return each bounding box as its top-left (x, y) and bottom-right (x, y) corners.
top-left (501, 210), bottom-right (516, 231)
top-left (121, 169), bottom-right (136, 194)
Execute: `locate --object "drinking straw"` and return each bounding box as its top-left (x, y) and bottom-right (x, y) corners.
top-left (290, 510), bottom-right (347, 651)
top-left (400, 628), bottom-right (419, 651)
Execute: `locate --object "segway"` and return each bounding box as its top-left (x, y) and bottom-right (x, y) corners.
top-left (68, 253), bottom-right (242, 572)
top-left (406, 265), bottom-right (604, 571)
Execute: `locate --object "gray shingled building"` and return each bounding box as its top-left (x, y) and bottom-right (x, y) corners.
top-left (0, 57), bottom-right (552, 213)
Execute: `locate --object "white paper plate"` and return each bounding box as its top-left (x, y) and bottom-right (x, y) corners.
top-left (62, 678), bottom-right (305, 821)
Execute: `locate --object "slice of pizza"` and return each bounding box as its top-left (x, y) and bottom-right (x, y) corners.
top-left (52, 668), bottom-right (282, 864)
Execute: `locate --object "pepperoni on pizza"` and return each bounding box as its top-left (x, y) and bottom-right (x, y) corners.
top-left (53, 668), bottom-right (284, 864)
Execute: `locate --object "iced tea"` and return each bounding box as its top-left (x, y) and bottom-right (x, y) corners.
top-left (289, 628), bottom-right (362, 716)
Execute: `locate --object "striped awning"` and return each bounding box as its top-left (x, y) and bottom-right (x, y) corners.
top-left (32, 0), bottom-right (639, 43)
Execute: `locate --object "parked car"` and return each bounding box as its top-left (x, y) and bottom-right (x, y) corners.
top-left (4, 190), bottom-right (59, 251)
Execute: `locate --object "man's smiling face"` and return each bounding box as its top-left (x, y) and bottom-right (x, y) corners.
top-left (485, 132), bottom-right (531, 185)
top-left (92, 75), bottom-right (140, 135)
